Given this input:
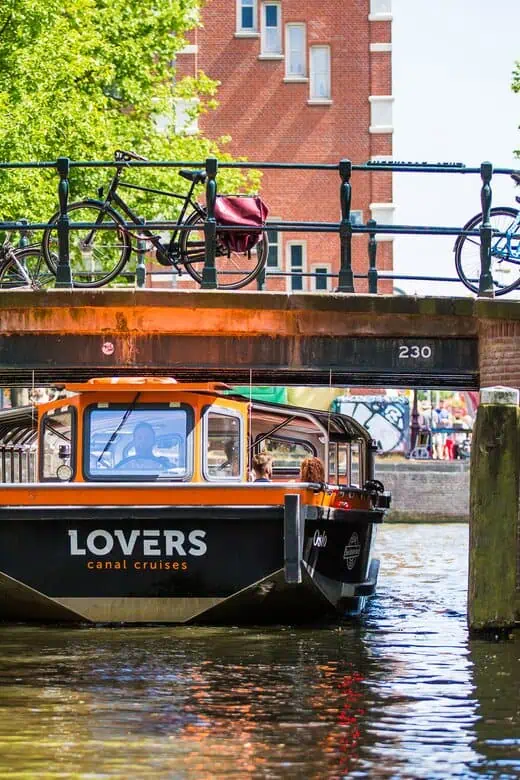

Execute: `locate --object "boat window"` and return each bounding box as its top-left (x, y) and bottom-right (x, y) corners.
top-left (41, 407), bottom-right (75, 481)
top-left (350, 441), bottom-right (362, 487)
top-left (260, 436), bottom-right (315, 476)
top-left (204, 408), bottom-right (242, 481)
top-left (85, 405), bottom-right (192, 480)
top-left (337, 444), bottom-right (351, 486)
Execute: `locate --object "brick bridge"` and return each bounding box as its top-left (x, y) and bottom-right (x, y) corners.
top-left (0, 290), bottom-right (518, 389)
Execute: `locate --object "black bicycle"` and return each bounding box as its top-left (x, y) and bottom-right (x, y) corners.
top-left (0, 232), bottom-right (54, 290)
top-left (41, 150), bottom-right (269, 289)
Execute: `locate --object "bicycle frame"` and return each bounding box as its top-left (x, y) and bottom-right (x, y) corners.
top-left (0, 242), bottom-right (36, 288)
top-left (96, 165), bottom-right (205, 266)
top-left (492, 211), bottom-right (520, 266)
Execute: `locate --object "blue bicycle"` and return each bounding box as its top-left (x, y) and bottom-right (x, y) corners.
top-left (454, 173), bottom-right (520, 296)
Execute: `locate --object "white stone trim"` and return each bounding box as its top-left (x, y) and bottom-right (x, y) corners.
top-left (284, 77), bottom-right (308, 83)
top-left (307, 99), bottom-right (333, 106)
top-left (257, 54), bottom-right (284, 60)
top-left (369, 42), bottom-right (392, 52)
top-left (369, 126), bottom-right (393, 134)
top-left (178, 44), bottom-right (198, 55)
top-left (368, 13), bottom-right (393, 21)
top-left (370, 202), bottom-right (396, 242)
top-left (234, 32), bottom-right (260, 38)
top-left (370, 155), bottom-right (393, 162)
top-left (369, 95), bottom-right (394, 103)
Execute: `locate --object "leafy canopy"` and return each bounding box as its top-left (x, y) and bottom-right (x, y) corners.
top-left (0, 0), bottom-right (258, 222)
top-left (514, 60), bottom-right (520, 160)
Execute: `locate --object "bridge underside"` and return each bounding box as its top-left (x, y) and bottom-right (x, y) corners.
top-left (0, 289), bottom-right (512, 390)
top-left (0, 333), bottom-right (478, 389)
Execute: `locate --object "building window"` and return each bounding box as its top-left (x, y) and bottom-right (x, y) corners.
top-left (285, 24), bottom-right (306, 78)
top-left (261, 3), bottom-right (282, 55)
top-left (351, 210), bottom-right (364, 226)
top-left (288, 242), bottom-right (305, 291)
top-left (173, 98), bottom-right (199, 135)
top-left (312, 266), bottom-right (330, 291)
top-left (266, 227), bottom-right (279, 268)
top-left (237, 0), bottom-right (257, 32)
top-left (309, 46), bottom-right (331, 101)
top-left (369, 0), bottom-right (392, 16)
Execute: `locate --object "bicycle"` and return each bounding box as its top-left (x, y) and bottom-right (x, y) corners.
top-left (454, 173), bottom-right (520, 296)
top-left (0, 232), bottom-right (54, 290)
top-left (41, 150), bottom-right (269, 289)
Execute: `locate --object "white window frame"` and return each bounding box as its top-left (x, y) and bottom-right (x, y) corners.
top-left (309, 45), bottom-right (331, 103)
top-left (236, 0), bottom-right (258, 35)
top-left (202, 406), bottom-right (243, 482)
top-left (285, 23), bottom-right (306, 80)
top-left (266, 220), bottom-right (281, 269)
top-left (311, 265), bottom-right (331, 292)
top-left (173, 97), bottom-right (199, 136)
top-left (286, 241), bottom-right (307, 292)
top-left (260, 2), bottom-right (282, 57)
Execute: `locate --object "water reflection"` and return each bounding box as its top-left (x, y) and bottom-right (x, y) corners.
top-left (0, 524), bottom-right (518, 778)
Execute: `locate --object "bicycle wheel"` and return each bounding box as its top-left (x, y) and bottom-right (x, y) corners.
top-left (454, 207), bottom-right (520, 296)
top-left (42, 199), bottom-right (131, 288)
top-left (179, 210), bottom-right (268, 290)
top-left (0, 247), bottom-right (55, 289)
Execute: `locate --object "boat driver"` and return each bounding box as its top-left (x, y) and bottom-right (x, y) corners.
top-left (116, 422), bottom-right (168, 471)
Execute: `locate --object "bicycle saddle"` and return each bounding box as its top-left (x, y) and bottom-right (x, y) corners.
top-left (511, 172), bottom-right (520, 186)
top-left (179, 169), bottom-right (207, 184)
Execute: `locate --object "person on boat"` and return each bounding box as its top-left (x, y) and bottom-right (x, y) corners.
top-left (252, 452), bottom-right (273, 482)
top-left (299, 456), bottom-right (325, 484)
top-left (115, 422), bottom-right (168, 471)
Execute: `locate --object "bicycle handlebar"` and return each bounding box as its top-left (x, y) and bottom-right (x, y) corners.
top-left (114, 149), bottom-right (148, 163)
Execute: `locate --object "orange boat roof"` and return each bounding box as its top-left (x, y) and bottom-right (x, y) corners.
top-left (63, 377), bottom-right (232, 394)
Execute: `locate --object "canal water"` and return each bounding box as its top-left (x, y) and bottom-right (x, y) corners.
top-left (0, 523), bottom-right (519, 779)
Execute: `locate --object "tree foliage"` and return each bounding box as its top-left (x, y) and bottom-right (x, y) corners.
top-left (0, 0), bottom-right (259, 223)
top-left (513, 60), bottom-right (520, 160)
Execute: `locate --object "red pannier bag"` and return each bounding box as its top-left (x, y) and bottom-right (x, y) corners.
top-left (214, 195), bottom-right (269, 254)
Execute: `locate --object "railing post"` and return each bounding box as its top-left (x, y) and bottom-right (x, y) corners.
top-left (256, 264), bottom-right (266, 291)
top-left (135, 228), bottom-right (146, 289)
top-left (367, 218), bottom-right (378, 294)
top-left (478, 161), bottom-right (494, 298)
top-left (201, 156), bottom-right (218, 290)
top-left (336, 158), bottom-right (354, 293)
top-left (17, 218), bottom-right (29, 272)
top-left (54, 157), bottom-right (73, 288)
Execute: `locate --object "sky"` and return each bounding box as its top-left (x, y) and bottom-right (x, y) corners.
top-left (392, 0), bottom-right (519, 296)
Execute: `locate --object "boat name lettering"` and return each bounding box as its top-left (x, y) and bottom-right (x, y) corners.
top-left (312, 530), bottom-right (328, 548)
top-left (343, 532), bottom-right (361, 570)
top-left (68, 529), bottom-right (207, 557)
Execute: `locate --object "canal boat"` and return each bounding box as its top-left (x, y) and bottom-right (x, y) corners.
top-left (0, 378), bottom-right (390, 624)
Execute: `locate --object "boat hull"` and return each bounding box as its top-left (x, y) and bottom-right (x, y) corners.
top-left (0, 500), bottom-right (383, 624)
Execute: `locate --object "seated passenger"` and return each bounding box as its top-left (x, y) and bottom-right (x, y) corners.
top-left (299, 456), bottom-right (325, 484)
top-left (252, 452), bottom-right (273, 482)
top-left (116, 422), bottom-right (168, 471)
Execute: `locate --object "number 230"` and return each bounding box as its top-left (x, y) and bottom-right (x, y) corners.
top-left (399, 345), bottom-right (432, 359)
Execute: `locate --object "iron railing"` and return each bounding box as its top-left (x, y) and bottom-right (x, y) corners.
top-left (0, 156), bottom-right (518, 294)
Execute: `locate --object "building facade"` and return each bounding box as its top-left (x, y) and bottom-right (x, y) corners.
top-left (174, 0), bottom-right (394, 291)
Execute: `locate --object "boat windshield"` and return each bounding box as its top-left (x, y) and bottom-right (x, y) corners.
top-left (85, 405), bottom-right (191, 480)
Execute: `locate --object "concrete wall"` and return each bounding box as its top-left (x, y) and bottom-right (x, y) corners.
top-left (375, 460), bottom-right (470, 522)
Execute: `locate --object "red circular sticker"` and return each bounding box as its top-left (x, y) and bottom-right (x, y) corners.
top-left (102, 341), bottom-right (115, 356)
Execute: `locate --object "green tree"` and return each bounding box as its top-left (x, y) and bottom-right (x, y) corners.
top-left (514, 59), bottom-right (520, 159)
top-left (0, 0), bottom-right (258, 222)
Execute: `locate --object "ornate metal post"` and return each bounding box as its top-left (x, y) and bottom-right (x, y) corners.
top-left (54, 157), bottom-right (73, 288)
top-left (135, 226), bottom-right (146, 289)
top-left (336, 158), bottom-right (354, 293)
top-left (256, 264), bottom-right (266, 291)
top-left (367, 218), bottom-right (378, 294)
top-left (201, 157), bottom-right (218, 290)
top-left (478, 161), bottom-right (494, 298)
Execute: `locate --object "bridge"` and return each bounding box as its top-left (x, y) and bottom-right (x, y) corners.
top-left (0, 289), bottom-right (518, 390)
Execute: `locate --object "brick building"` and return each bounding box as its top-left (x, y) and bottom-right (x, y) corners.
top-left (174, 0), bottom-right (394, 291)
